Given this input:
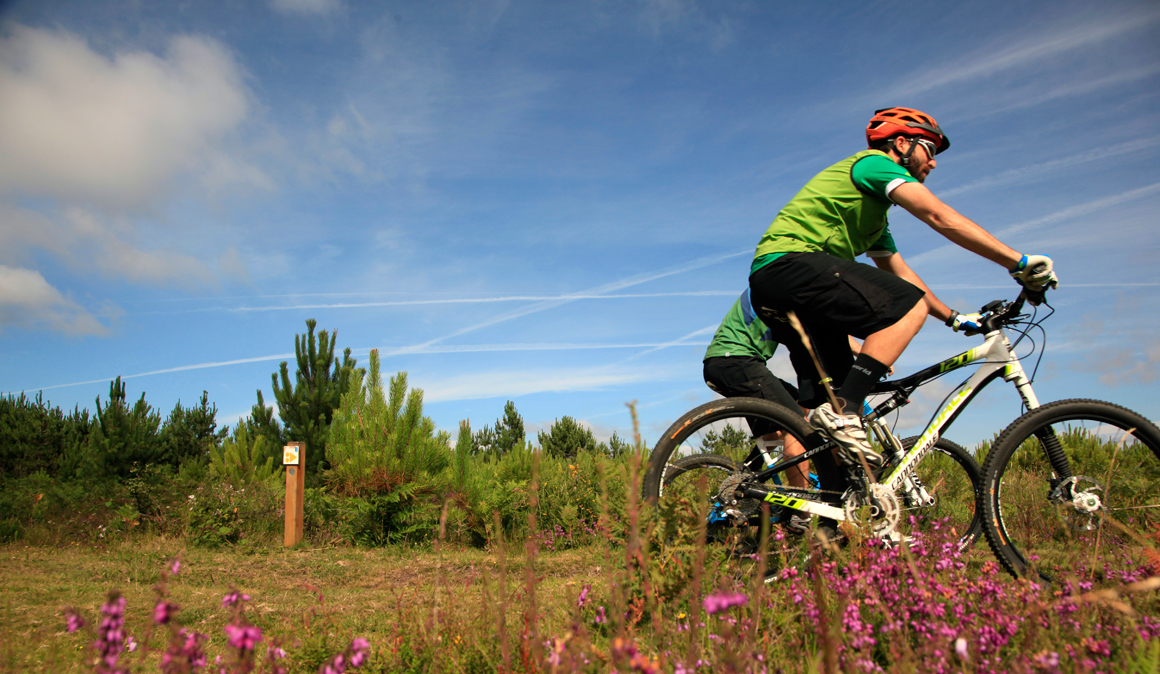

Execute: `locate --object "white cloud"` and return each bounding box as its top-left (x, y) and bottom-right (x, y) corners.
top-left (0, 25), bottom-right (266, 312)
top-left (0, 265), bottom-right (107, 336)
top-left (0, 25), bottom-right (255, 209)
top-left (270, 0), bottom-right (341, 16)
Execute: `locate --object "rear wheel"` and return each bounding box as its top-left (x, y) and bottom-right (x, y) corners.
top-left (643, 398), bottom-right (820, 557)
top-left (980, 399), bottom-right (1160, 588)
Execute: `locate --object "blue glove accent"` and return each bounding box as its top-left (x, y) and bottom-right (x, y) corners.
top-left (946, 310), bottom-right (983, 335)
top-left (1009, 254), bottom-right (1059, 291)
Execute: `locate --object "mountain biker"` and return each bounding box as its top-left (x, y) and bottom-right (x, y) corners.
top-left (703, 288), bottom-right (871, 533)
top-left (748, 107), bottom-right (1058, 478)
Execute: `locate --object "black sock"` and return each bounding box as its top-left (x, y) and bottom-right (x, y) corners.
top-left (836, 353), bottom-right (890, 414)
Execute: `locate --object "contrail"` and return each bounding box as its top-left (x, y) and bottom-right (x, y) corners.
top-left (907, 183), bottom-right (1160, 267)
top-left (883, 11), bottom-right (1160, 99)
top-left (391, 249), bottom-right (749, 355)
top-left (11, 250), bottom-right (746, 394)
top-left (163, 290), bottom-right (739, 314)
top-left (940, 137), bottom-right (1160, 198)
top-left (613, 324), bottom-right (719, 364)
top-left (12, 353), bottom-right (294, 394)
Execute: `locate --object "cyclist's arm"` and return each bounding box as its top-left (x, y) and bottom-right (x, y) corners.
top-left (890, 183), bottom-right (1022, 269)
top-left (871, 252), bottom-right (954, 323)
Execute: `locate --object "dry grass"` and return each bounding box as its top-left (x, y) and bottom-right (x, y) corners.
top-left (0, 533), bottom-right (615, 673)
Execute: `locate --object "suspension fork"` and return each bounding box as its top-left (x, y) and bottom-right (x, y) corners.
top-left (1008, 351), bottom-right (1074, 481)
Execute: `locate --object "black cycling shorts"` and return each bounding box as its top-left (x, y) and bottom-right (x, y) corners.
top-left (748, 252), bottom-right (924, 408)
top-left (703, 356), bottom-right (801, 437)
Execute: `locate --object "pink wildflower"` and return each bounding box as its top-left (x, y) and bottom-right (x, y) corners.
top-left (702, 591), bottom-right (747, 614)
top-left (95, 593), bottom-right (127, 671)
top-left (349, 637), bottom-right (371, 668)
top-left (222, 590), bottom-right (251, 609)
top-left (65, 609), bottom-right (85, 633)
top-left (224, 623), bottom-right (263, 651)
top-left (153, 600), bottom-right (178, 625)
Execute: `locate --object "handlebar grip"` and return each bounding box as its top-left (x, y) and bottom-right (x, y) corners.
top-left (1024, 287), bottom-right (1047, 306)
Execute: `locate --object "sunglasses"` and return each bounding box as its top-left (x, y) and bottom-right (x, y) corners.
top-left (914, 138), bottom-right (938, 159)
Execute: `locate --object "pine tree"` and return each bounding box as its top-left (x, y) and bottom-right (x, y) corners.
top-left (0, 392), bottom-right (91, 479)
top-left (472, 400), bottom-right (525, 457)
top-left (159, 391), bottom-right (227, 467)
top-left (603, 431), bottom-right (631, 458)
top-left (265, 319), bottom-right (359, 484)
top-left (246, 390), bottom-right (285, 465)
top-left (454, 420), bottom-right (474, 494)
top-left (496, 401), bottom-right (525, 453)
top-left (88, 377), bottom-right (162, 478)
top-left (538, 416), bottom-right (597, 459)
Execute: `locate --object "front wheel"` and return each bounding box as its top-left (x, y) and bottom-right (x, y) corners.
top-left (980, 399), bottom-right (1160, 588)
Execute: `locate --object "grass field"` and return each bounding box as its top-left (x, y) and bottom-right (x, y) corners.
top-left (3, 506), bottom-right (1159, 674)
top-left (2, 426), bottom-right (1159, 673)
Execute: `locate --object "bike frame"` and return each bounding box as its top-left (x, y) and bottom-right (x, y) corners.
top-left (752, 323), bottom-right (1041, 521)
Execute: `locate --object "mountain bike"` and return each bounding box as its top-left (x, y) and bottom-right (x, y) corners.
top-left (645, 290), bottom-right (1158, 581)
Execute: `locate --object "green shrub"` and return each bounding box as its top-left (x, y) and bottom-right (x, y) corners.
top-left (208, 423), bottom-right (281, 490)
top-left (185, 480), bottom-right (281, 548)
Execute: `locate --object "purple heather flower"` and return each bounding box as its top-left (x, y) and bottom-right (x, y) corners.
top-left (161, 629), bottom-right (209, 672)
top-left (169, 558), bottom-right (181, 576)
top-left (594, 606), bottom-right (607, 625)
top-left (95, 594), bottom-right (127, 670)
top-left (65, 609), bottom-right (85, 633)
top-left (349, 637), bottom-right (370, 668)
top-left (577, 584), bottom-right (590, 609)
top-left (702, 591), bottom-right (748, 615)
top-left (323, 653), bottom-right (346, 674)
top-left (153, 600), bottom-right (178, 625)
top-left (224, 623), bottom-right (263, 651)
top-left (222, 590), bottom-right (252, 609)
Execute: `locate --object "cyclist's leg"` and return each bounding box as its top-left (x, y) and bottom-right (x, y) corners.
top-left (704, 357), bottom-right (808, 487)
top-left (751, 252), bottom-right (924, 470)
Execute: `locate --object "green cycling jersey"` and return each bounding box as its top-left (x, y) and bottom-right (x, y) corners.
top-left (752, 150), bottom-right (915, 273)
top-left (704, 289), bottom-right (777, 361)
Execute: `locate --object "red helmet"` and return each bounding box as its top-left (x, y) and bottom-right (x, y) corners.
top-left (866, 107), bottom-right (950, 154)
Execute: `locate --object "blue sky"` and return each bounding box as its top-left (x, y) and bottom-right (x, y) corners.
top-left (1, 0), bottom-right (1158, 450)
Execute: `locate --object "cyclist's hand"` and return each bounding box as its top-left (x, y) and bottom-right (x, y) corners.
top-left (1010, 254), bottom-right (1059, 292)
top-left (946, 310), bottom-right (983, 335)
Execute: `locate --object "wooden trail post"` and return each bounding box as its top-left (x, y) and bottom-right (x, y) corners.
top-left (283, 442), bottom-right (305, 546)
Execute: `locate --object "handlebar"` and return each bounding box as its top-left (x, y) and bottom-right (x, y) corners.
top-left (975, 287), bottom-right (1045, 334)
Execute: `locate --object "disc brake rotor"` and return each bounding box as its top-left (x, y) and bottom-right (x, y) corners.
top-left (844, 483), bottom-right (902, 539)
top-left (1055, 475), bottom-right (1105, 532)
